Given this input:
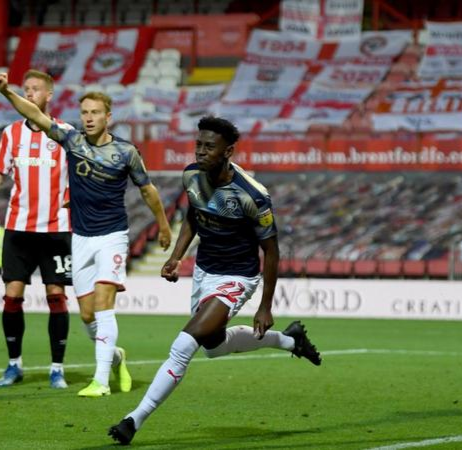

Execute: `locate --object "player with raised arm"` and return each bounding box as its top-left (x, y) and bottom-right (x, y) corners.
top-left (109, 116), bottom-right (321, 445)
top-left (0, 72), bottom-right (173, 397)
top-left (0, 70), bottom-right (71, 389)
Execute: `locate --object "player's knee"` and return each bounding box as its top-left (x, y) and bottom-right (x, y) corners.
top-left (47, 294), bottom-right (69, 313)
top-left (197, 329), bottom-right (226, 353)
top-left (3, 295), bottom-right (24, 313)
top-left (80, 310), bottom-right (95, 324)
top-left (202, 345), bottom-right (225, 359)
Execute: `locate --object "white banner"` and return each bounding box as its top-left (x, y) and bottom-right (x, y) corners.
top-left (419, 21), bottom-right (462, 79)
top-left (291, 106), bottom-right (351, 124)
top-left (314, 63), bottom-right (389, 86)
top-left (223, 62), bottom-right (306, 102)
top-left (246, 29), bottom-right (411, 62)
top-left (371, 112), bottom-right (462, 132)
top-left (279, 0), bottom-right (364, 41)
top-left (10, 28), bottom-right (151, 85)
top-left (5, 276), bottom-right (462, 320)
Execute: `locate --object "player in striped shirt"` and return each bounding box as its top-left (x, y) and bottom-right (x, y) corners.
top-left (0, 70), bottom-right (71, 389)
top-left (0, 72), bottom-right (172, 398)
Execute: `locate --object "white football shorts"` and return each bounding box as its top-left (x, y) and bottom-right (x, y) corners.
top-left (72, 229), bottom-right (129, 298)
top-left (191, 264), bottom-right (261, 318)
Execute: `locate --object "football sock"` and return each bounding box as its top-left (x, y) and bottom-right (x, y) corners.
top-left (47, 294), bottom-right (69, 364)
top-left (2, 296), bottom-right (25, 359)
top-left (126, 331), bottom-right (199, 430)
top-left (203, 325), bottom-right (295, 358)
top-left (83, 320), bottom-right (121, 366)
top-left (50, 362), bottom-right (64, 374)
top-left (94, 309), bottom-right (118, 387)
top-left (9, 356), bottom-right (22, 369)
top-left (84, 321), bottom-right (98, 340)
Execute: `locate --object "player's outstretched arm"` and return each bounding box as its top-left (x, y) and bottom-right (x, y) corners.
top-left (253, 235), bottom-right (279, 339)
top-left (139, 183), bottom-right (172, 250)
top-left (161, 207), bottom-right (196, 282)
top-left (0, 73), bottom-right (52, 133)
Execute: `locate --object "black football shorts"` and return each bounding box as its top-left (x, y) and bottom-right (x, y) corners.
top-left (2, 230), bottom-right (72, 286)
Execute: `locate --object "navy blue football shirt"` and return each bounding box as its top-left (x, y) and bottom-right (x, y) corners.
top-left (48, 122), bottom-right (150, 236)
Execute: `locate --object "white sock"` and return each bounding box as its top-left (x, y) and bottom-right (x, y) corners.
top-left (50, 362), bottom-right (64, 374)
top-left (203, 325), bottom-right (295, 358)
top-left (83, 321), bottom-right (97, 340)
top-left (126, 331), bottom-right (199, 430)
top-left (9, 356), bottom-right (22, 369)
top-left (94, 309), bottom-right (118, 387)
top-left (83, 320), bottom-right (121, 366)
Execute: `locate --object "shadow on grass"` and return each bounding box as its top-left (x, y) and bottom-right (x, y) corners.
top-left (78, 426), bottom-right (319, 450)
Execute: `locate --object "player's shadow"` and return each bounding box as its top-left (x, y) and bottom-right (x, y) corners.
top-left (77, 426), bottom-right (319, 450)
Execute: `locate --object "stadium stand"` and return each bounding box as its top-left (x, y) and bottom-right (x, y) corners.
top-left (3, 1), bottom-right (462, 279)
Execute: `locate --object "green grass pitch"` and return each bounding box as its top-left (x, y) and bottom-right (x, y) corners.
top-left (1, 314), bottom-right (461, 449)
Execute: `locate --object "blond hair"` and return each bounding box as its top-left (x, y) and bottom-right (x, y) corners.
top-left (23, 69), bottom-right (54, 91)
top-left (79, 92), bottom-right (112, 113)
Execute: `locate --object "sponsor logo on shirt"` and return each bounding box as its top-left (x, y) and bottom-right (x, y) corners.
top-left (14, 157), bottom-right (57, 167)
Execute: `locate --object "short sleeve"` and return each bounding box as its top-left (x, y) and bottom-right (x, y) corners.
top-left (253, 194), bottom-right (278, 241)
top-left (0, 128), bottom-right (12, 175)
top-left (47, 121), bottom-right (77, 150)
top-left (128, 147), bottom-right (151, 187)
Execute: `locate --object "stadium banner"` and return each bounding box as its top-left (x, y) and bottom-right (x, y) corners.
top-left (279, 0), bottom-right (364, 40)
top-left (223, 62), bottom-right (307, 103)
top-left (151, 14), bottom-right (259, 58)
top-left (246, 29), bottom-right (411, 62)
top-left (371, 80), bottom-right (462, 132)
top-left (140, 136), bottom-right (462, 171)
top-left (418, 21), bottom-right (462, 79)
top-left (8, 276), bottom-right (462, 320)
top-left (371, 113), bottom-right (462, 132)
top-left (8, 27), bottom-right (153, 85)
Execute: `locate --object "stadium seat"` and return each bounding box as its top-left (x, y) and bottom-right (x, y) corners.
top-left (378, 260), bottom-right (402, 277)
top-left (353, 260), bottom-right (378, 277)
top-left (402, 260), bottom-right (426, 277)
top-left (427, 259), bottom-right (448, 279)
top-left (160, 48), bottom-right (182, 67)
top-left (291, 258), bottom-right (306, 275)
top-left (328, 259), bottom-right (353, 277)
top-left (306, 259), bottom-right (329, 276)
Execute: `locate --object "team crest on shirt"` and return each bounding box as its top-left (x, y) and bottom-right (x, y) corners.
top-left (225, 197), bottom-right (238, 212)
top-left (111, 153), bottom-right (121, 163)
top-left (258, 208), bottom-right (274, 227)
top-left (47, 140), bottom-right (58, 152)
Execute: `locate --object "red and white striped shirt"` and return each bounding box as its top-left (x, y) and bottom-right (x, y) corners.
top-left (0, 119), bottom-right (71, 232)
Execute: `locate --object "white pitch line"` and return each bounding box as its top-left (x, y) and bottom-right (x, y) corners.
top-left (20, 348), bottom-right (462, 372)
top-left (366, 434), bottom-right (462, 449)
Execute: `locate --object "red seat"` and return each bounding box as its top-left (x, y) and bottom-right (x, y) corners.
top-left (378, 260), bottom-right (402, 277)
top-left (328, 259), bottom-right (353, 276)
top-left (278, 259), bottom-right (291, 275)
top-left (402, 260), bottom-right (426, 277)
top-left (291, 258), bottom-right (305, 274)
top-left (306, 259), bottom-right (329, 276)
top-left (353, 260), bottom-right (378, 277)
top-left (427, 259), bottom-right (448, 278)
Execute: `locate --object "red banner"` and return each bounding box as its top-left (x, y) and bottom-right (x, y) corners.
top-left (140, 135), bottom-right (462, 172)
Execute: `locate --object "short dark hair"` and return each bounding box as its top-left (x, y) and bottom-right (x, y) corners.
top-left (198, 116), bottom-right (240, 146)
